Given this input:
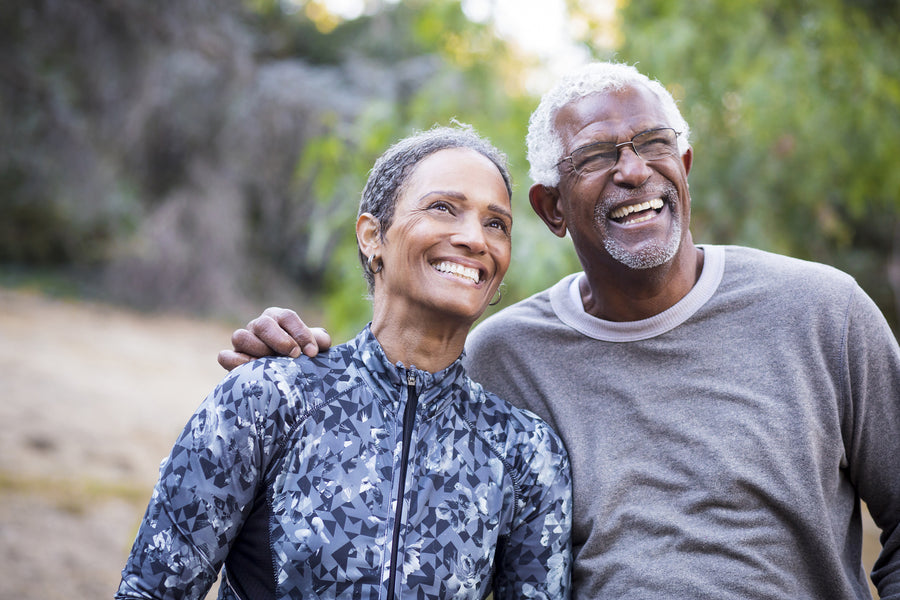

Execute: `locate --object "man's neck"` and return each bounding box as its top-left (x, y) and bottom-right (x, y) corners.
top-left (580, 243), bottom-right (704, 322)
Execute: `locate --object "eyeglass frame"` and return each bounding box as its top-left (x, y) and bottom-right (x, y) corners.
top-left (556, 127), bottom-right (683, 176)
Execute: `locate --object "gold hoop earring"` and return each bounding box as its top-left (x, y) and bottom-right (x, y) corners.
top-left (489, 285), bottom-right (503, 306)
top-left (367, 254), bottom-right (383, 274)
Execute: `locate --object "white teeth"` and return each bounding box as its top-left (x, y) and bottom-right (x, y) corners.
top-left (628, 213), bottom-right (654, 224)
top-left (433, 261), bottom-right (480, 284)
top-left (610, 198), bottom-right (664, 220)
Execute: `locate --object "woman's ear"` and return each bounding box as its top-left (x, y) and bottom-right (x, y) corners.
top-left (356, 212), bottom-right (381, 257)
top-left (529, 184), bottom-right (568, 238)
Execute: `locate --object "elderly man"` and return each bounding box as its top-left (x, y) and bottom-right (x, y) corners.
top-left (221, 62), bottom-right (900, 599)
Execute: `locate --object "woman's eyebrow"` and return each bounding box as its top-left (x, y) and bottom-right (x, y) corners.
top-left (417, 190), bottom-right (466, 203)
top-left (418, 190), bottom-right (512, 221)
top-left (488, 203), bottom-right (512, 222)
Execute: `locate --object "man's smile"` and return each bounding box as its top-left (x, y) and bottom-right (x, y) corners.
top-left (609, 198), bottom-right (664, 225)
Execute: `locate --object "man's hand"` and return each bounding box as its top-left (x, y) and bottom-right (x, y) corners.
top-left (217, 307), bottom-right (332, 371)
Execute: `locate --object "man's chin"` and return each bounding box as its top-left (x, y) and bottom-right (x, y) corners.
top-left (604, 237), bottom-right (681, 270)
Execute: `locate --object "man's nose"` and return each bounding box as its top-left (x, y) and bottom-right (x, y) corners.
top-left (611, 143), bottom-right (652, 187)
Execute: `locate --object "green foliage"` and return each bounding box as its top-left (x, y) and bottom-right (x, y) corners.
top-left (286, 0), bottom-right (581, 341)
top-left (607, 0), bottom-right (900, 329)
top-left (12, 0), bottom-right (894, 337)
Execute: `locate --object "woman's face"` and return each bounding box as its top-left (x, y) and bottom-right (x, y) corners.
top-left (372, 147), bottom-right (512, 327)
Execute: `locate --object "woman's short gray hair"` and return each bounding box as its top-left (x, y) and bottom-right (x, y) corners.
top-left (526, 61), bottom-right (691, 187)
top-left (358, 123), bottom-right (512, 293)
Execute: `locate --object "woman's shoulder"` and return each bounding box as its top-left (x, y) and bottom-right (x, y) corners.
top-left (462, 380), bottom-right (568, 464)
top-left (458, 383), bottom-right (571, 519)
top-left (217, 343), bottom-right (364, 416)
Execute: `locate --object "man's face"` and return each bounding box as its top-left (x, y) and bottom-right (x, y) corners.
top-left (552, 85), bottom-right (692, 272)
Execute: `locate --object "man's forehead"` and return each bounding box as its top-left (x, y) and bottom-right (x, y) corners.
top-left (554, 85), bottom-right (667, 142)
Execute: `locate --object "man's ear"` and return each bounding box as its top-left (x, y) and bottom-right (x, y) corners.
top-left (529, 184), bottom-right (567, 238)
top-left (682, 146), bottom-right (693, 177)
top-left (356, 212), bottom-right (380, 256)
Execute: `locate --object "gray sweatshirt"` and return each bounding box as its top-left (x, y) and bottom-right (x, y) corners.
top-left (465, 244), bottom-right (900, 600)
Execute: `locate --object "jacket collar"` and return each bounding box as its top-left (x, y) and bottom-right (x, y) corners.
top-left (352, 325), bottom-right (469, 419)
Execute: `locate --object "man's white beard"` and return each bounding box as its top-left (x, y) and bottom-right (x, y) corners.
top-left (597, 183), bottom-right (683, 270)
top-left (604, 215), bottom-right (682, 270)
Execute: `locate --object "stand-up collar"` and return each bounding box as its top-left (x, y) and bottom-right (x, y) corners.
top-left (352, 325), bottom-right (469, 419)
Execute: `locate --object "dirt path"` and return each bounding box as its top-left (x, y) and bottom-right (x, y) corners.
top-left (0, 287), bottom-right (233, 599)
top-left (0, 286), bottom-right (885, 598)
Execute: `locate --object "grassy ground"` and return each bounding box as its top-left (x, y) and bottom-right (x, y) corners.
top-left (0, 286), bottom-right (884, 598)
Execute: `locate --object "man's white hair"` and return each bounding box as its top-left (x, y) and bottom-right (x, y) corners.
top-left (526, 62), bottom-right (691, 187)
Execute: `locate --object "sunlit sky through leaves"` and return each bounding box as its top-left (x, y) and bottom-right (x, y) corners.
top-left (303, 0), bottom-right (616, 92)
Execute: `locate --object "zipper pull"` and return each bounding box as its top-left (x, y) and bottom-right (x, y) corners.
top-left (406, 371), bottom-right (416, 387)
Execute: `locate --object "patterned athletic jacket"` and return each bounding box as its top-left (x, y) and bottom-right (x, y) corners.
top-left (117, 326), bottom-right (572, 600)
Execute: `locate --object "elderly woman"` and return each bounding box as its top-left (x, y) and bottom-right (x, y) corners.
top-left (116, 125), bottom-right (572, 600)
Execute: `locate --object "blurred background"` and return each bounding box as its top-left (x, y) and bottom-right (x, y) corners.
top-left (4, 0), bottom-right (900, 339)
top-left (1, 0), bottom-right (896, 598)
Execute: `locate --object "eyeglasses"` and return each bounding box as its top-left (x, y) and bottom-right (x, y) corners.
top-left (557, 127), bottom-right (681, 175)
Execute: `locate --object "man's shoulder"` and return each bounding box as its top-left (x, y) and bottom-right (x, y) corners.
top-left (485, 286), bottom-right (555, 319)
top-left (722, 245), bottom-right (855, 289)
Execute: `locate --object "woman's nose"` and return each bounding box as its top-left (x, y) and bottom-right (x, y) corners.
top-left (451, 216), bottom-right (487, 254)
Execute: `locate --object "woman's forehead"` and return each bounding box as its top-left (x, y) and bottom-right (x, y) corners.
top-left (400, 148), bottom-right (511, 208)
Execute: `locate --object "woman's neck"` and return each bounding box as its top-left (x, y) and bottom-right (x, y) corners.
top-left (370, 312), bottom-right (470, 373)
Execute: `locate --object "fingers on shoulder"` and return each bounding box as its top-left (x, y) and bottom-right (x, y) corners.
top-left (252, 307), bottom-right (328, 357)
top-left (217, 349), bottom-right (254, 371)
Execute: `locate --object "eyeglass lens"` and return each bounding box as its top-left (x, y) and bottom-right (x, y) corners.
top-left (572, 128), bottom-right (678, 173)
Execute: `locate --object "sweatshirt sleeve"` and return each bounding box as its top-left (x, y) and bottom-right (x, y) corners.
top-left (492, 415), bottom-right (573, 600)
top-left (842, 285), bottom-right (900, 598)
top-left (116, 360), bottom-right (286, 600)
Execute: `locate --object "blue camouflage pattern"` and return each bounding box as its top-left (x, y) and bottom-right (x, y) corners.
top-left (117, 326), bottom-right (572, 599)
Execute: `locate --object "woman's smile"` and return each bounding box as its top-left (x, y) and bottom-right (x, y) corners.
top-left (431, 259), bottom-right (483, 285)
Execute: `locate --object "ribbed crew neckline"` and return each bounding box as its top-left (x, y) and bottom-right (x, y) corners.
top-left (548, 245), bottom-right (724, 342)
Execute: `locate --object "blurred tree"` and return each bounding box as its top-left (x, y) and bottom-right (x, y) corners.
top-left (0, 0), bottom-right (583, 334)
top-left (11, 0), bottom-right (893, 342)
top-left (0, 0), bottom-right (262, 310)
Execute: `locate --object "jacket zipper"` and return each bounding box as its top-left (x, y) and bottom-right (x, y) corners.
top-left (387, 371), bottom-right (418, 599)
